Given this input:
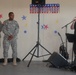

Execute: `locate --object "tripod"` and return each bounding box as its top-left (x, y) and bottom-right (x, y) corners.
top-left (22, 5), bottom-right (52, 67)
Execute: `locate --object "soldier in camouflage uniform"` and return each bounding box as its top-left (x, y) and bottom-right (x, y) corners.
top-left (2, 12), bottom-right (19, 66)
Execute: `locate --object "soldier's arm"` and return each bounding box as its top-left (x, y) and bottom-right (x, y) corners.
top-left (0, 21), bottom-right (3, 32)
top-left (13, 21), bottom-right (19, 37)
top-left (2, 22), bottom-right (12, 36)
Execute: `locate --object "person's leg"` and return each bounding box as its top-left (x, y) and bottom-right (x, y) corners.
top-left (11, 39), bottom-right (17, 65)
top-left (73, 43), bottom-right (76, 56)
top-left (3, 39), bottom-right (10, 65)
top-left (73, 43), bottom-right (76, 64)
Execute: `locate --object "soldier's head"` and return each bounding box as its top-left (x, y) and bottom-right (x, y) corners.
top-left (8, 12), bottom-right (14, 21)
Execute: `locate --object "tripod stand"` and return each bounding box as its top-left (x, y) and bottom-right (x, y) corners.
top-left (22, 5), bottom-right (52, 67)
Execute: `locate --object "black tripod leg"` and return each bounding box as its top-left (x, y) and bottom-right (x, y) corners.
top-left (39, 44), bottom-right (52, 55)
top-left (27, 49), bottom-right (36, 67)
top-left (22, 44), bottom-right (37, 61)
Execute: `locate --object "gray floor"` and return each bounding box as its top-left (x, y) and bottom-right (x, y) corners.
top-left (0, 61), bottom-right (76, 75)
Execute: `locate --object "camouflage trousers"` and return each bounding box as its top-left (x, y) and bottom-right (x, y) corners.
top-left (3, 38), bottom-right (17, 58)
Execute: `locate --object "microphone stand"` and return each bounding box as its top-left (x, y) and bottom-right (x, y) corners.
top-left (62, 20), bottom-right (74, 52)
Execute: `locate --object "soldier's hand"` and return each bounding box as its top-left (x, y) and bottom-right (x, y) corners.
top-left (8, 35), bottom-right (13, 40)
